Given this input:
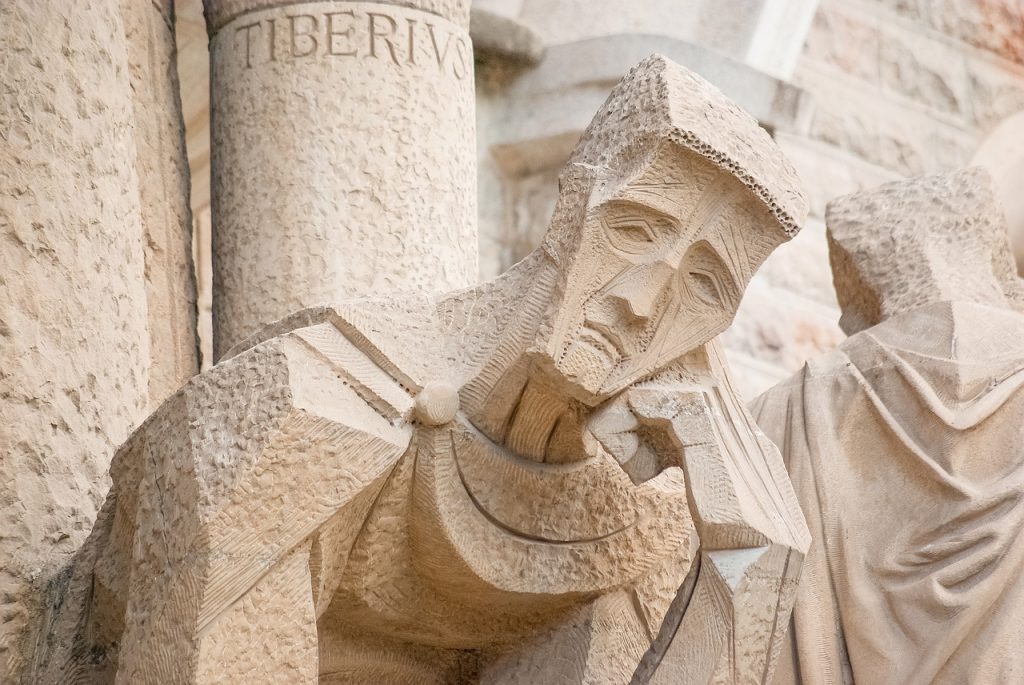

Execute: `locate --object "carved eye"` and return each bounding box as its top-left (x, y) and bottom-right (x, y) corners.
top-left (681, 241), bottom-right (737, 307)
top-left (604, 218), bottom-right (658, 254)
top-left (687, 271), bottom-right (723, 305)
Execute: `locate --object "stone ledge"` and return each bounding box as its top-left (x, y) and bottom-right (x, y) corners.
top-left (469, 6), bottom-right (543, 64)
top-left (485, 34), bottom-right (815, 177)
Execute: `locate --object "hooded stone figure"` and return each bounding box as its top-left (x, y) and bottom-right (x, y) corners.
top-left (755, 168), bottom-right (1024, 685)
top-left (34, 56), bottom-right (809, 685)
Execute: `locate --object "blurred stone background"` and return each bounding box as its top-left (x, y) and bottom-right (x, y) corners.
top-left (177, 0), bottom-right (1024, 396)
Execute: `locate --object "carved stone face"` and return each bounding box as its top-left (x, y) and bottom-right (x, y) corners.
top-left (546, 147), bottom-right (780, 402)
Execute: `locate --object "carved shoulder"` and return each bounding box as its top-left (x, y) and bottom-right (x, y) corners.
top-left (104, 303), bottom-right (435, 538)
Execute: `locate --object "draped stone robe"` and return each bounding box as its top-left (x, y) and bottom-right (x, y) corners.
top-left (755, 301), bottom-right (1024, 685)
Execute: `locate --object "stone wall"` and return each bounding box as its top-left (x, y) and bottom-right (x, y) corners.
top-left (725, 0), bottom-right (1024, 394)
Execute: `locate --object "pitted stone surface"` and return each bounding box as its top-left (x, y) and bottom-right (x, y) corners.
top-left (0, 1), bottom-right (197, 679)
top-left (122, 0), bottom-right (201, 399)
top-left (826, 167), bottom-right (1024, 335)
top-left (208, 0), bottom-right (478, 356)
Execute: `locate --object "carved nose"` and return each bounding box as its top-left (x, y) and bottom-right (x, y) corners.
top-left (606, 262), bottom-right (674, 323)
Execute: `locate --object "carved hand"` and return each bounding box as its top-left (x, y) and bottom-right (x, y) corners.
top-left (588, 379), bottom-right (807, 682)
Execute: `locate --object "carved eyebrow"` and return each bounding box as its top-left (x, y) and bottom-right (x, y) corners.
top-left (601, 199), bottom-right (680, 229)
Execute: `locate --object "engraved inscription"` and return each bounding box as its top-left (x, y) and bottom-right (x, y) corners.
top-left (233, 5), bottom-right (470, 79)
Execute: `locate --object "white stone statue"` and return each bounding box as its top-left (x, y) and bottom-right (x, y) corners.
top-left (37, 56), bottom-right (809, 684)
top-left (756, 168), bottom-right (1024, 685)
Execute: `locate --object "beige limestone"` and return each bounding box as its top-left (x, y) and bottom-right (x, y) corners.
top-left (511, 0), bottom-right (820, 80)
top-left (474, 33), bottom-right (815, 281)
top-left (121, 0), bottom-right (201, 398)
top-left (466, 2), bottom-right (825, 401)
top-left (716, 0), bottom-right (1024, 395)
top-left (207, 0), bottom-right (478, 357)
top-left (756, 168), bottom-right (1024, 684)
top-left (0, 2), bottom-right (197, 681)
top-left (38, 56), bottom-right (809, 684)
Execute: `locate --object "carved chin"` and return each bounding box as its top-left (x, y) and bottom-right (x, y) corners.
top-left (558, 338), bottom-right (618, 397)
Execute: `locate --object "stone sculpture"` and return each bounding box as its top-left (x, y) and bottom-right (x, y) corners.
top-left (755, 167), bottom-right (1024, 685)
top-left (37, 56), bottom-right (810, 684)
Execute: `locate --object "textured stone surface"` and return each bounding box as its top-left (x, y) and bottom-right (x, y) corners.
top-left (796, 61), bottom-right (976, 177)
top-left (804, 2), bottom-right (972, 118)
top-left (794, 0), bottom-right (1024, 192)
top-left (827, 168), bottom-right (1024, 334)
top-left (475, 33), bottom-right (815, 280)
top-left (758, 168), bottom-right (1024, 684)
top-left (175, 0), bottom-right (1024, 393)
top-left (723, 276), bottom-right (845, 391)
top-left (204, 0), bottom-right (472, 31)
top-left (38, 56), bottom-right (809, 684)
top-left (0, 1), bottom-right (196, 679)
top-left (120, 0), bottom-right (201, 400)
top-left (208, 0), bottom-right (478, 356)
top-left (917, 0), bottom-right (1024, 66)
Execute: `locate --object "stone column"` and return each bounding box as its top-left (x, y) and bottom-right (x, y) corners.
top-left (206, 0), bottom-right (478, 357)
top-left (0, 2), bottom-right (197, 679)
top-left (121, 0), bottom-right (202, 395)
top-left (1, 2), bottom-right (147, 679)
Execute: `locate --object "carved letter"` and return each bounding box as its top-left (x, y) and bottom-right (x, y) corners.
top-left (235, 20), bottom-right (262, 69)
top-left (452, 36), bottom-right (470, 80)
top-left (289, 14), bottom-right (319, 59)
top-left (268, 17), bottom-right (278, 62)
top-left (426, 22), bottom-right (453, 71)
top-left (406, 17), bottom-right (417, 65)
top-left (368, 12), bottom-right (401, 66)
top-left (326, 10), bottom-right (358, 56)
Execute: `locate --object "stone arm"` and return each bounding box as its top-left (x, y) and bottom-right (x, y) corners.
top-left (96, 320), bottom-right (414, 685)
top-left (591, 356), bottom-right (809, 684)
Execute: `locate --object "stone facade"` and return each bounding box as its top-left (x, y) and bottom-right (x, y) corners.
top-left (741, 0), bottom-right (1024, 394)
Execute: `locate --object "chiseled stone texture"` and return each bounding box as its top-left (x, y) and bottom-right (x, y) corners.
top-left (208, 0), bottom-right (478, 357)
top-left (827, 167), bottom-right (1024, 333)
top-left (39, 56), bottom-right (809, 685)
top-left (0, 1), bottom-right (183, 679)
top-left (762, 168), bottom-right (1024, 684)
top-left (121, 0), bottom-right (201, 398)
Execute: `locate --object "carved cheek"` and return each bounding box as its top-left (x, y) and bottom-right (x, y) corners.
top-left (664, 307), bottom-right (729, 362)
